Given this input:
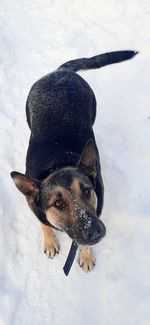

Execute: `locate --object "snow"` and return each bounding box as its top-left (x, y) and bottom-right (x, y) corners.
top-left (0, 0), bottom-right (150, 324)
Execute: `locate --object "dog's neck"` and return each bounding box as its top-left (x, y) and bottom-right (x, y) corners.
top-left (26, 147), bottom-right (80, 181)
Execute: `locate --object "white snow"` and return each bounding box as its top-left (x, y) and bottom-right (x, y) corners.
top-left (0, 0), bottom-right (150, 324)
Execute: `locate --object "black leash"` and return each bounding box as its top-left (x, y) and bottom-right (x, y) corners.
top-left (63, 241), bottom-right (78, 276)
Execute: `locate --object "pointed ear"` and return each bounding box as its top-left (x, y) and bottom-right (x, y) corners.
top-left (10, 171), bottom-right (40, 197)
top-left (76, 139), bottom-right (97, 178)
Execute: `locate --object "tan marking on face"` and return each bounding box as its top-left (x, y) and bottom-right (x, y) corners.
top-left (70, 178), bottom-right (81, 195)
top-left (45, 178), bottom-right (98, 234)
top-left (91, 191), bottom-right (98, 210)
top-left (71, 178), bottom-right (98, 212)
top-left (46, 209), bottom-right (64, 230)
top-left (45, 185), bottom-right (74, 230)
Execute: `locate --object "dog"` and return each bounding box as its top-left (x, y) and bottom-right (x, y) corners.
top-left (11, 50), bottom-right (137, 272)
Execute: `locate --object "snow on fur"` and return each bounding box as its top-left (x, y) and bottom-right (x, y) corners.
top-left (0, 1), bottom-right (150, 324)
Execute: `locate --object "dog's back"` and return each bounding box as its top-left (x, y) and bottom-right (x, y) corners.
top-left (26, 50), bottom-right (137, 182)
top-left (26, 50), bottom-right (137, 133)
top-left (26, 70), bottom-right (96, 136)
top-left (26, 70), bottom-right (97, 180)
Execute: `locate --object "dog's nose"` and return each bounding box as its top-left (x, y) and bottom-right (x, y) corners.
top-left (82, 219), bottom-right (106, 244)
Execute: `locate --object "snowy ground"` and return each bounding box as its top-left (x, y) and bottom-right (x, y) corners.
top-left (0, 0), bottom-right (150, 324)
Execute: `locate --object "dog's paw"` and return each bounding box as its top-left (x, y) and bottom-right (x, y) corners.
top-left (78, 246), bottom-right (96, 272)
top-left (43, 236), bottom-right (60, 259)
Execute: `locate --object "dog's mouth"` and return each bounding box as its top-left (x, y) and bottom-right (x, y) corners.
top-left (64, 216), bottom-right (106, 246)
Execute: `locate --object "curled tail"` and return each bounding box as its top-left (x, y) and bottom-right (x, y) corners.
top-left (58, 50), bottom-right (138, 72)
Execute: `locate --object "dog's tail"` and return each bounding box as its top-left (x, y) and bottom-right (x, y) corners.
top-left (58, 50), bottom-right (138, 72)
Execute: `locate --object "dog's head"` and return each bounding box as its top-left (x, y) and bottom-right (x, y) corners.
top-left (11, 140), bottom-right (106, 245)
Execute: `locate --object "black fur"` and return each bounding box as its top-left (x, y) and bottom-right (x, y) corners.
top-left (58, 50), bottom-right (138, 72)
top-left (25, 50), bottom-right (137, 224)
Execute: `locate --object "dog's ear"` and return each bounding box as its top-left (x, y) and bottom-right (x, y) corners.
top-left (10, 171), bottom-right (40, 197)
top-left (76, 139), bottom-right (97, 178)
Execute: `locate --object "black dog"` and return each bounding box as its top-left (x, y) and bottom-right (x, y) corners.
top-left (11, 50), bottom-right (137, 272)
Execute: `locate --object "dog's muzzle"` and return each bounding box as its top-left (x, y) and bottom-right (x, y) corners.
top-left (66, 212), bottom-right (106, 246)
top-left (81, 217), bottom-right (106, 245)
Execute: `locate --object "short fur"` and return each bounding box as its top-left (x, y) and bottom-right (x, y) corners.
top-left (11, 50), bottom-right (137, 271)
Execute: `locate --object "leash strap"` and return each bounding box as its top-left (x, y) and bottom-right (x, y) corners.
top-left (63, 241), bottom-right (78, 276)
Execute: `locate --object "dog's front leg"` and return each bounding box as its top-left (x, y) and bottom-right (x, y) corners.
top-left (41, 224), bottom-right (60, 259)
top-left (78, 246), bottom-right (96, 272)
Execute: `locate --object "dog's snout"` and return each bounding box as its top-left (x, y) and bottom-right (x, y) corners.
top-left (82, 219), bottom-right (106, 245)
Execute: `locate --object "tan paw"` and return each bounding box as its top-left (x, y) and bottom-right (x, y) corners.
top-left (78, 246), bottom-right (96, 272)
top-left (44, 236), bottom-right (60, 259)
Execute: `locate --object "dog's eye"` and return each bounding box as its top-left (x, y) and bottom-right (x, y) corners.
top-left (82, 188), bottom-right (91, 197)
top-left (54, 199), bottom-right (64, 210)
